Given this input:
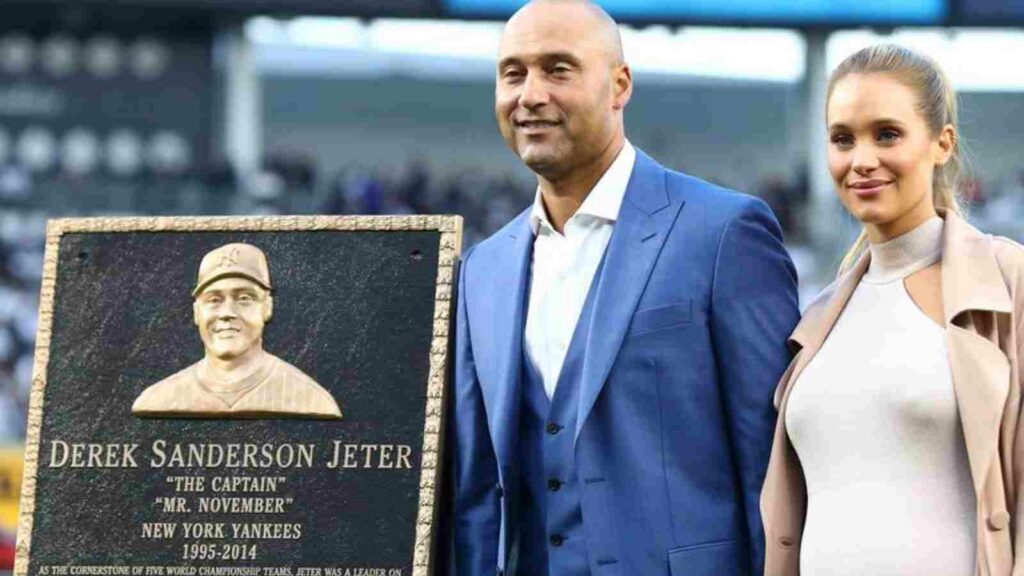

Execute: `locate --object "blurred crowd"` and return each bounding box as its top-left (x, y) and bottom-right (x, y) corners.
top-left (0, 157), bottom-right (1021, 442)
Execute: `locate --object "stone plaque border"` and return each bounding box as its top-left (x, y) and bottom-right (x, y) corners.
top-left (15, 215), bottom-right (463, 576)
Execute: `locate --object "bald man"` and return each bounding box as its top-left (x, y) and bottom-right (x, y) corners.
top-left (451, 2), bottom-right (800, 575)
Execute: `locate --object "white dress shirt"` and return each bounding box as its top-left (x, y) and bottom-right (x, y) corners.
top-left (524, 140), bottom-right (637, 399)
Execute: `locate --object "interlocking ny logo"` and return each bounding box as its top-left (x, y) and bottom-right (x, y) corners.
top-left (215, 246), bottom-right (240, 269)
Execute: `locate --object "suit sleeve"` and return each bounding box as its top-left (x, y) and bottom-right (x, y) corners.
top-left (709, 198), bottom-right (800, 576)
top-left (451, 248), bottom-right (502, 576)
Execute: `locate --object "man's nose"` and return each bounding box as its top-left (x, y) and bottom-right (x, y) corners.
top-left (519, 72), bottom-right (550, 109)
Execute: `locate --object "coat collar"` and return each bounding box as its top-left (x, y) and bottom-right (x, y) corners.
top-left (789, 209), bottom-right (1011, 352)
top-left (941, 209), bottom-right (1013, 324)
top-left (788, 253), bottom-right (864, 354)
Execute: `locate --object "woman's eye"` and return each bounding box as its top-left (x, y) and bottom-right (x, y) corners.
top-left (830, 134), bottom-right (853, 147)
top-left (878, 129), bottom-right (901, 142)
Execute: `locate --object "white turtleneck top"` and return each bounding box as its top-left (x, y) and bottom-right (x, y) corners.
top-left (786, 217), bottom-right (976, 576)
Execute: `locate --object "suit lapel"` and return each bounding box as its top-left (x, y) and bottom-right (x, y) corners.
top-left (481, 212), bottom-right (533, 470)
top-left (575, 152), bottom-right (682, 441)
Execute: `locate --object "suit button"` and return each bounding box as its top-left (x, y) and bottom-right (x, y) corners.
top-left (988, 510), bottom-right (1011, 531)
top-left (546, 422), bottom-right (562, 435)
top-left (550, 534), bottom-right (565, 547)
top-left (547, 478), bottom-right (563, 492)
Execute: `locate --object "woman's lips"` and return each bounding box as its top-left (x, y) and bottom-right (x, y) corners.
top-left (848, 180), bottom-right (890, 199)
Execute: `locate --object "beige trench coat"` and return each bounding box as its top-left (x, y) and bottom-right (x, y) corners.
top-left (761, 211), bottom-right (1024, 576)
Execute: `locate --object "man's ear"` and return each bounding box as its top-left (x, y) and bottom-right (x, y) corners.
top-left (612, 63), bottom-right (633, 110)
top-left (193, 300), bottom-right (200, 326)
top-left (263, 294), bottom-right (274, 323)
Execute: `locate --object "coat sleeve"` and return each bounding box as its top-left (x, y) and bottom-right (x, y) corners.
top-left (709, 197), bottom-right (800, 576)
top-left (451, 247), bottom-right (502, 576)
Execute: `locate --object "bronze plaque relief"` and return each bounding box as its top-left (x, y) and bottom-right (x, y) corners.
top-left (15, 216), bottom-right (462, 576)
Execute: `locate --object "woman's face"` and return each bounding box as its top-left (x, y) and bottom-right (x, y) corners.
top-left (826, 72), bottom-right (954, 242)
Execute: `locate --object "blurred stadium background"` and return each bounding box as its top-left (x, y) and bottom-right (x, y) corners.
top-left (1, 0), bottom-right (1024, 566)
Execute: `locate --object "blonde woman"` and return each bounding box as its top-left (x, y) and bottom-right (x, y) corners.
top-left (761, 44), bottom-right (1024, 575)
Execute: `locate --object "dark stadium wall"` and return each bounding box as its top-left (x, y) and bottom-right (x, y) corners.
top-left (957, 93), bottom-right (1024, 186)
top-left (259, 75), bottom-right (805, 195)
top-left (259, 74), bottom-right (1024, 199)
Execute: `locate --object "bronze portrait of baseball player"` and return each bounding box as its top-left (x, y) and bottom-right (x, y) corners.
top-left (132, 243), bottom-right (342, 419)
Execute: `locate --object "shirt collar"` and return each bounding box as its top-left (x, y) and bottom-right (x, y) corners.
top-left (529, 140), bottom-right (637, 236)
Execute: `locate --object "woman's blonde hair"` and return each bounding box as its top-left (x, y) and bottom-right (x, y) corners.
top-left (830, 44), bottom-right (964, 274)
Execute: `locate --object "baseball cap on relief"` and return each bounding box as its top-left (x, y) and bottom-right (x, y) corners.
top-left (192, 243), bottom-right (272, 297)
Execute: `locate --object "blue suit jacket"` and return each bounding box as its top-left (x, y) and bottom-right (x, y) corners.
top-left (452, 150), bottom-right (800, 576)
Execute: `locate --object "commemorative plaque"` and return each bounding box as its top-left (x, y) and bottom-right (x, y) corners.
top-left (14, 215), bottom-right (462, 576)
